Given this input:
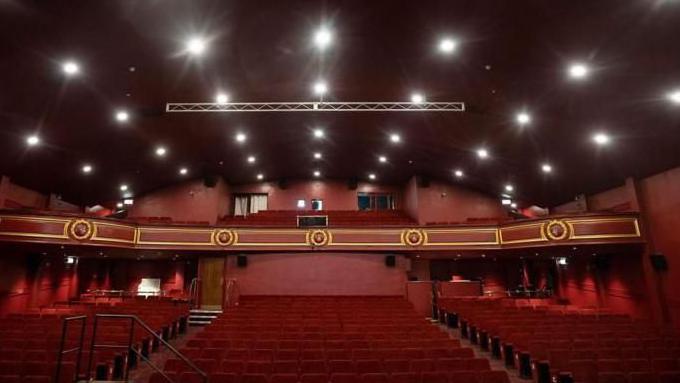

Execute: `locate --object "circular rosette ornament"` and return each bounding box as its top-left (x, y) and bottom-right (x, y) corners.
top-left (213, 229), bottom-right (237, 246)
top-left (545, 220), bottom-right (569, 241)
top-left (68, 219), bottom-right (94, 241)
top-left (307, 229), bottom-right (330, 247)
top-left (402, 229), bottom-right (425, 246)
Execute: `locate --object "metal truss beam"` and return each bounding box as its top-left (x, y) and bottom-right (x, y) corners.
top-left (165, 101), bottom-right (465, 113)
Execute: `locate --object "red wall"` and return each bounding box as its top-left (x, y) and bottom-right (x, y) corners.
top-left (0, 175), bottom-right (49, 209)
top-left (224, 253), bottom-right (408, 296)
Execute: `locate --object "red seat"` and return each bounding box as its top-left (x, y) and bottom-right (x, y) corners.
top-left (652, 359), bottom-right (679, 372)
top-left (628, 372), bottom-right (658, 383)
top-left (274, 361), bottom-right (299, 374)
top-left (659, 372), bottom-right (680, 383)
top-left (597, 372), bottom-right (627, 383)
top-left (271, 374), bottom-right (300, 383)
top-left (221, 360), bottom-right (244, 374)
top-left (180, 371), bottom-right (207, 383)
top-left (356, 360), bottom-right (383, 374)
top-left (389, 372), bottom-right (419, 383)
top-left (479, 370), bottom-right (511, 383)
top-left (209, 373), bottom-right (239, 383)
top-left (329, 360), bottom-right (354, 374)
top-left (196, 359), bottom-right (218, 374)
top-left (597, 359), bottom-right (622, 373)
top-left (625, 359), bottom-right (651, 373)
top-left (569, 359), bottom-right (598, 383)
top-left (0, 376), bottom-right (20, 383)
top-left (330, 373), bottom-right (358, 383)
top-left (468, 358), bottom-right (491, 371)
top-left (409, 359), bottom-right (434, 372)
top-left (361, 373), bottom-right (389, 383)
top-left (241, 374), bottom-right (269, 383)
top-left (300, 373), bottom-right (329, 383)
top-left (384, 360), bottom-right (410, 373)
top-left (436, 358), bottom-right (466, 371)
top-left (21, 377), bottom-right (50, 383)
top-left (246, 361), bottom-right (273, 374)
top-left (421, 371), bottom-right (448, 383)
top-left (448, 371), bottom-right (479, 383)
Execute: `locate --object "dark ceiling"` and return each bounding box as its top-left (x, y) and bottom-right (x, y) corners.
top-left (1, 0), bottom-right (679, 207)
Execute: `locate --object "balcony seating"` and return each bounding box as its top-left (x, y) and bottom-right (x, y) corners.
top-left (439, 297), bottom-right (680, 383)
top-left (157, 296), bottom-right (510, 383)
top-left (219, 210), bottom-right (415, 227)
top-left (0, 297), bottom-right (188, 382)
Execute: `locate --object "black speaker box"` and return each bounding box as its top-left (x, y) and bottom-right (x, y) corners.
top-left (385, 255), bottom-right (396, 267)
top-left (203, 175), bottom-right (218, 188)
top-left (278, 178), bottom-right (289, 190)
top-left (593, 255), bottom-right (610, 271)
top-left (236, 255), bottom-right (248, 268)
top-left (650, 253), bottom-right (668, 271)
top-left (347, 178), bottom-right (358, 190)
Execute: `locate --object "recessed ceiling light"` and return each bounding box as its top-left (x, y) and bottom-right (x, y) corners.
top-left (82, 164), bottom-right (93, 174)
top-left (476, 148), bottom-right (489, 159)
top-left (454, 169), bottom-right (464, 178)
top-left (511, 202), bottom-right (518, 209)
top-left (368, 173), bottom-right (376, 180)
top-left (438, 38), bottom-right (457, 54)
top-left (120, 184), bottom-right (128, 191)
top-left (179, 167), bottom-right (188, 175)
top-left (313, 152), bottom-right (322, 159)
top-left (378, 155), bottom-right (387, 163)
top-left (313, 129), bottom-right (325, 139)
top-left (516, 112), bottom-right (531, 125)
top-left (115, 110), bottom-right (129, 123)
top-left (667, 89), bottom-right (680, 104)
top-left (505, 184), bottom-right (514, 192)
top-left (592, 132), bottom-right (610, 145)
top-left (313, 81), bottom-right (328, 96)
top-left (186, 37), bottom-right (207, 55)
top-left (116, 202), bottom-right (124, 209)
top-left (257, 173), bottom-right (264, 180)
top-left (313, 170), bottom-right (321, 177)
top-left (390, 133), bottom-right (401, 143)
top-left (541, 163), bottom-right (553, 173)
top-left (411, 93), bottom-right (425, 104)
top-left (215, 93), bottom-right (229, 104)
top-left (155, 146), bottom-right (167, 157)
top-left (62, 61), bottom-right (80, 76)
top-left (314, 27), bottom-right (332, 50)
top-left (235, 132), bottom-right (247, 143)
top-left (26, 135), bottom-right (40, 146)
top-left (247, 155), bottom-right (256, 164)
top-left (568, 63), bottom-right (589, 79)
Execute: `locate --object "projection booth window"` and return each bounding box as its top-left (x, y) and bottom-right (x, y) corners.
top-left (233, 193), bottom-right (268, 216)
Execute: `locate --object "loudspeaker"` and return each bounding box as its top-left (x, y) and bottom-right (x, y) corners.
top-left (278, 178), bottom-right (289, 190)
top-left (417, 176), bottom-right (430, 188)
top-left (385, 255), bottom-right (396, 267)
top-left (650, 253), bottom-right (668, 271)
top-left (236, 255), bottom-right (248, 268)
top-left (203, 175), bottom-right (218, 188)
top-left (347, 178), bottom-right (358, 190)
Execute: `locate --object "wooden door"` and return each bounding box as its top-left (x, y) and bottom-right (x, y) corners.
top-left (199, 257), bottom-right (225, 309)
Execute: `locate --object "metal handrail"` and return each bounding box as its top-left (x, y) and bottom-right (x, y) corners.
top-left (223, 278), bottom-right (239, 308)
top-left (189, 278), bottom-right (200, 308)
top-left (87, 313), bottom-right (206, 383)
top-left (55, 315), bottom-right (87, 383)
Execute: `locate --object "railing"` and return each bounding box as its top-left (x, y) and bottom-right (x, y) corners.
top-left (224, 278), bottom-right (239, 308)
top-left (188, 277), bottom-right (200, 308)
top-left (87, 314), bottom-right (206, 383)
top-left (55, 315), bottom-right (87, 383)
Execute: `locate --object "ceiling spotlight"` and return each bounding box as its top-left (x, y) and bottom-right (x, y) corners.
top-left (505, 184), bottom-right (514, 192)
top-left (541, 163), bottom-right (553, 173)
top-left (186, 37), bottom-right (207, 56)
top-left (120, 184), bottom-right (128, 192)
top-left (313, 152), bottom-right (322, 159)
top-left (368, 173), bottom-right (376, 180)
top-left (516, 112), bottom-right (531, 125)
top-left (116, 202), bottom-right (124, 209)
top-left (411, 93), bottom-right (425, 104)
top-left (247, 155), bottom-right (256, 164)
top-left (667, 90), bottom-right (680, 104)
top-left (378, 155), bottom-right (387, 163)
top-left (313, 170), bottom-right (321, 177)
top-left (62, 61), bottom-right (80, 76)
top-left (511, 202), bottom-right (518, 209)
top-left (313, 129), bottom-right (325, 139)
top-left (26, 135), bottom-right (40, 146)
top-left (235, 132), bottom-right (247, 143)
top-left (593, 132), bottom-right (610, 145)
top-left (155, 146), bottom-right (167, 157)
top-left (568, 63), bottom-right (589, 79)
top-left (115, 110), bottom-right (129, 123)
top-left (82, 164), bottom-right (93, 174)
top-left (257, 173), bottom-right (264, 180)
top-left (454, 169), bottom-right (464, 178)
top-left (390, 133), bottom-right (401, 143)
top-left (313, 81), bottom-right (328, 96)
top-left (215, 93), bottom-right (229, 104)
top-left (438, 38), bottom-right (457, 54)
top-left (314, 27), bottom-right (333, 50)
top-left (179, 167), bottom-right (188, 175)
top-left (476, 148), bottom-right (489, 159)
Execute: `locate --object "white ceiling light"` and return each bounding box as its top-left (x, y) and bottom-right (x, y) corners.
top-left (62, 61), bottom-right (80, 76)
top-left (568, 63), bottom-right (589, 79)
top-left (247, 155), bottom-right (256, 164)
top-left (26, 135), bottom-right (40, 146)
top-left (115, 110), bottom-right (129, 123)
top-left (378, 155), bottom-right (387, 163)
top-left (390, 133), bottom-right (401, 143)
top-left (368, 173), bottom-right (376, 180)
top-left (313, 170), bottom-right (321, 177)
top-left (667, 89), bottom-right (680, 104)
top-left (516, 112), bottom-right (531, 126)
top-left (314, 27), bottom-right (333, 50)
top-left (438, 38), bottom-right (457, 54)
top-left (119, 184), bottom-right (128, 191)
top-left (215, 93), bottom-right (229, 104)
top-left (505, 184), bottom-right (514, 192)
top-left (411, 93), bottom-right (425, 104)
top-left (82, 164), bottom-right (93, 174)
top-left (155, 146), bottom-right (167, 157)
top-left (235, 132), bottom-right (247, 143)
top-left (511, 202), bottom-right (518, 209)
top-left (116, 202), bottom-right (124, 209)
top-left (313, 152), bottom-right (322, 159)
top-left (541, 163), bottom-right (553, 173)
top-left (256, 173), bottom-right (264, 180)
top-left (454, 169), bottom-right (464, 178)
top-left (179, 167), bottom-right (188, 175)
top-left (186, 37), bottom-right (207, 56)
top-left (476, 148), bottom-right (489, 159)
top-left (313, 129), bottom-right (325, 139)
top-left (592, 132), bottom-right (610, 146)
top-left (313, 81), bottom-right (328, 96)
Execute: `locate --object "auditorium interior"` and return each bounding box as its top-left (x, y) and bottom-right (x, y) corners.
top-left (2, 1), bottom-right (680, 383)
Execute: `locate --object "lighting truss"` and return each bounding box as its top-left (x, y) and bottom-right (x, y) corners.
top-left (165, 101), bottom-right (465, 113)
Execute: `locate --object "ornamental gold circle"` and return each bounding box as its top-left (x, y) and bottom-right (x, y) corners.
top-left (545, 220), bottom-right (569, 241)
top-left (307, 229), bottom-right (330, 247)
top-left (402, 229), bottom-right (425, 246)
top-left (213, 229), bottom-right (236, 246)
top-left (68, 219), bottom-right (94, 240)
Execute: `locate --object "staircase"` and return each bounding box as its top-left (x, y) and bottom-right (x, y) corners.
top-left (188, 308), bottom-right (222, 326)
